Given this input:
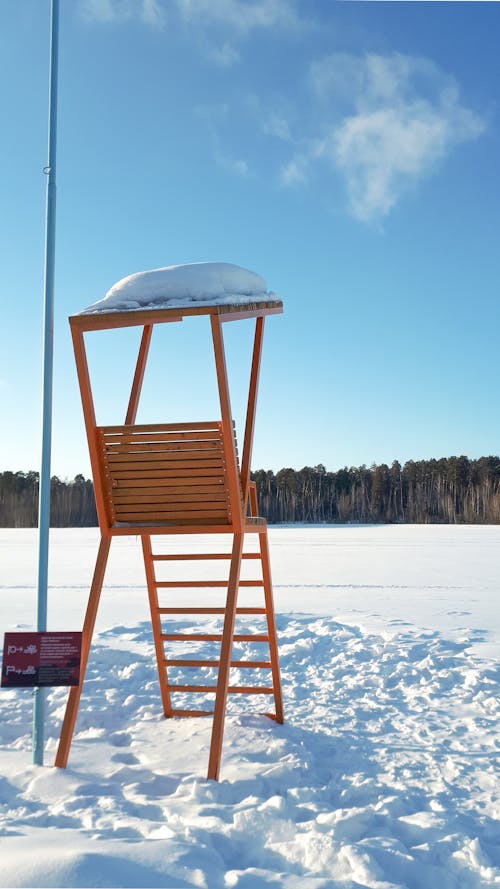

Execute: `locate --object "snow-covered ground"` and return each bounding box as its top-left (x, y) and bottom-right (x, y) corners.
top-left (0, 525), bottom-right (499, 888)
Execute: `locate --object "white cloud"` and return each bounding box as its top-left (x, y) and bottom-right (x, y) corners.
top-left (296, 52), bottom-right (486, 222)
top-left (196, 104), bottom-right (252, 178)
top-left (205, 41), bottom-right (241, 67)
top-left (80, 0), bottom-right (166, 27)
top-left (280, 153), bottom-right (309, 186)
top-left (80, 0), bottom-right (300, 64)
top-left (176, 0), bottom-right (300, 35)
top-left (262, 109), bottom-right (292, 141)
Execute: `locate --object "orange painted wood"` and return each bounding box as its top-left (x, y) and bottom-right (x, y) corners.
top-left (154, 579), bottom-right (262, 588)
top-left (164, 659), bottom-right (271, 668)
top-left (241, 317), bottom-right (264, 507)
top-left (113, 491), bottom-right (226, 505)
top-left (107, 457), bottom-right (224, 471)
top-left (64, 301), bottom-right (284, 782)
top-left (142, 534), bottom-right (172, 717)
top-left (125, 325), bottom-right (153, 425)
top-left (259, 539), bottom-right (284, 723)
top-left (105, 440), bottom-right (226, 452)
top-left (110, 468), bottom-right (225, 481)
top-left (152, 552), bottom-right (261, 560)
top-left (210, 317), bottom-right (244, 533)
top-left (170, 709), bottom-right (214, 717)
top-left (161, 633), bottom-right (269, 643)
top-left (102, 421), bottom-right (223, 435)
top-left (207, 532), bottom-right (244, 780)
top-left (55, 536), bottom-right (111, 767)
top-left (70, 328), bottom-right (111, 532)
top-left (114, 511), bottom-right (229, 523)
top-left (113, 492), bottom-right (228, 505)
top-left (108, 521), bottom-right (264, 536)
top-left (158, 607), bottom-right (266, 614)
top-left (167, 685), bottom-right (274, 695)
top-left (70, 299), bottom-right (283, 333)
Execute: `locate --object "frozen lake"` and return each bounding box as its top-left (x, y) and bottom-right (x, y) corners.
top-left (1, 524), bottom-right (499, 658)
top-left (0, 526), bottom-right (498, 888)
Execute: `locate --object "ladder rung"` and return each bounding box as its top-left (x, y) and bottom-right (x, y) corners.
top-left (158, 607), bottom-right (266, 615)
top-left (152, 553), bottom-right (261, 561)
top-left (164, 659), bottom-right (272, 668)
top-left (155, 580), bottom-right (264, 588)
top-left (168, 685), bottom-right (274, 695)
top-left (169, 710), bottom-right (277, 718)
top-left (162, 633), bottom-right (269, 642)
top-left (170, 709), bottom-right (214, 717)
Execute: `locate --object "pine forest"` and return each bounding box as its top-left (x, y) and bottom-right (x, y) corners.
top-left (1, 455), bottom-right (499, 527)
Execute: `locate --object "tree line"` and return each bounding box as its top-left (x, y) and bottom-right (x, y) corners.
top-left (1, 456), bottom-right (499, 527)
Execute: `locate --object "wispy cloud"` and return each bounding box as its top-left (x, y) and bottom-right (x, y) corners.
top-left (176, 0), bottom-right (300, 35)
top-left (80, 0), bottom-right (166, 27)
top-left (289, 52), bottom-right (486, 222)
top-left (196, 104), bottom-right (252, 178)
top-left (80, 0), bottom-right (301, 55)
top-left (177, 0), bottom-right (303, 67)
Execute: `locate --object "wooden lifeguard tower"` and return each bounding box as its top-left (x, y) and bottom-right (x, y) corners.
top-left (54, 263), bottom-right (284, 780)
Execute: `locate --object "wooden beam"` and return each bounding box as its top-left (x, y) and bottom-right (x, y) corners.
top-left (241, 317), bottom-right (264, 509)
top-left (55, 535), bottom-right (111, 767)
top-left (125, 325), bottom-right (153, 425)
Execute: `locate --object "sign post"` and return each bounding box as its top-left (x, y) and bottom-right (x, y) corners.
top-left (33, 0), bottom-right (60, 766)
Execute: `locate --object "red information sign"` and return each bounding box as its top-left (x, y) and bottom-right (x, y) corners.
top-left (1, 632), bottom-right (82, 688)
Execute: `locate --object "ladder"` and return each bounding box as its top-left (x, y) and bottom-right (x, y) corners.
top-left (141, 494), bottom-right (283, 779)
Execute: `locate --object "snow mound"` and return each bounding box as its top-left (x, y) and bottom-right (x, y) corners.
top-left (82, 262), bottom-right (278, 314)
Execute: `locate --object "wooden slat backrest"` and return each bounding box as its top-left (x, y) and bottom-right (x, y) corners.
top-left (97, 421), bottom-right (239, 526)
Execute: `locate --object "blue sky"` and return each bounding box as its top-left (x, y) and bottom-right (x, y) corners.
top-left (1, 1), bottom-right (499, 479)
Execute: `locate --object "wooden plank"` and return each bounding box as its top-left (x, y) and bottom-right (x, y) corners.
top-left (107, 459), bottom-right (225, 472)
top-left (109, 465), bottom-right (225, 476)
top-left (103, 432), bottom-right (223, 447)
top-left (109, 521), bottom-right (265, 535)
top-left (114, 509), bottom-right (229, 522)
top-left (112, 472), bottom-right (225, 486)
top-left (113, 492), bottom-right (227, 511)
top-left (113, 484), bottom-right (226, 503)
top-left (70, 300), bottom-right (283, 333)
top-left (162, 633), bottom-right (269, 642)
top-left (99, 421), bottom-right (222, 435)
top-left (155, 579), bottom-right (263, 587)
top-left (158, 607), bottom-right (266, 614)
top-left (115, 501), bottom-right (228, 515)
top-left (152, 552), bottom-right (261, 560)
top-left (106, 449), bottom-right (224, 465)
top-left (170, 709), bottom-right (214, 717)
top-left (113, 492), bottom-right (228, 505)
top-left (165, 659), bottom-right (272, 668)
top-left (105, 438), bottom-right (222, 455)
top-left (167, 685), bottom-right (274, 695)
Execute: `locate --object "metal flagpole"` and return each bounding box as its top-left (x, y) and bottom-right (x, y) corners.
top-left (33, 0), bottom-right (59, 766)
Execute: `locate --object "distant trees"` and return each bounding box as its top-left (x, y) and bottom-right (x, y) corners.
top-left (252, 456), bottom-right (500, 525)
top-left (0, 472), bottom-right (97, 527)
top-left (0, 456), bottom-right (499, 527)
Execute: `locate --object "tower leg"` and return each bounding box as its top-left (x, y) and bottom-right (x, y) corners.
top-left (258, 528), bottom-right (284, 724)
top-left (207, 532), bottom-right (244, 780)
top-left (54, 535), bottom-right (111, 767)
top-left (142, 534), bottom-right (172, 716)
top-left (249, 483), bottom-right (283, 724)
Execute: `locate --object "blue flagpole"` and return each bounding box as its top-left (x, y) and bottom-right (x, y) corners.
top-left (33, 0), bottom-right (59, 767)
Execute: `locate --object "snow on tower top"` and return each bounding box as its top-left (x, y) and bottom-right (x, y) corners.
top-left (81, 262), bottom-right (278, 314)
